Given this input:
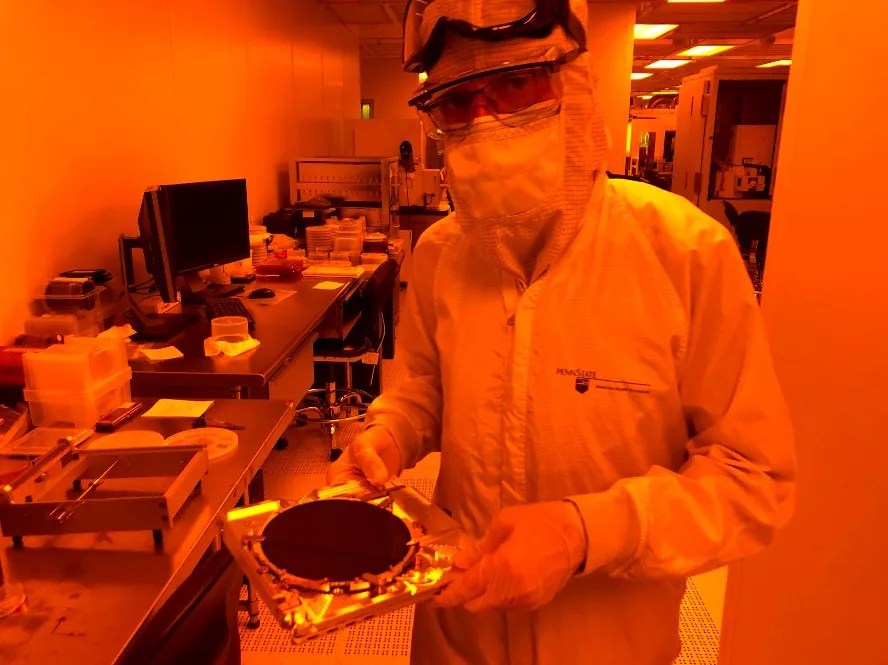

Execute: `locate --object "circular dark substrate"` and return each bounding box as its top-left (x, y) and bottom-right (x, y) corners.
top-left (260, 499), bottom-right (411, 583)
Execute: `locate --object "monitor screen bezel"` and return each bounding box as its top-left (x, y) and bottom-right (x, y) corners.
top-left (158, 178), bottom-right (251, 276)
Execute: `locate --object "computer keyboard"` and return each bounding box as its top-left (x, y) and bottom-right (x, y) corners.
top-left (205, 297), bottom-right (255, 328)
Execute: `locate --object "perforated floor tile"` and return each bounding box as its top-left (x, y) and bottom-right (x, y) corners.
top-left (238, 586), bottom-right (338, 655)
top-left (262, 421), bottom-right (363, 477)
top-left (342, 607), bottom-right (414, 657)
top-left (400, 476), bottom-right (435, 501)
top-left (676, 579), bottom-right (720, 665)
top-left (238, 584), bottom-right (413, 663)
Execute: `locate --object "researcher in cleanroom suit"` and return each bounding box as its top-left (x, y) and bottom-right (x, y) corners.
top-left (329, 0), bottom-right (797, 663)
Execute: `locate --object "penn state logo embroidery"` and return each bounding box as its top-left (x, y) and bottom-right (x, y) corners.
top-left (556, 367), bottom-right (653, 395)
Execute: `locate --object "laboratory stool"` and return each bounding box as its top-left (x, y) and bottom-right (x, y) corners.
top-left (294, 344), bottom-right (378, 461)
top-left (295, 259), bottom-right (398, 461)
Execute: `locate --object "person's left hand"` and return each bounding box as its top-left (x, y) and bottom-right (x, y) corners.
top-left (435, 501), bottom-right (587, 613)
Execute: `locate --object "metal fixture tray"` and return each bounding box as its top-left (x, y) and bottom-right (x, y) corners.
top-left (222, 481), bottom-right (463, 643)
top-left (0, 444), bottom-right (208, 542)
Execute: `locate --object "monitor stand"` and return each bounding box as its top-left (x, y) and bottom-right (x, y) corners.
top-left (119, 236), bottom-right (198, 341)
top-left (179, 271), bottom-right (244, 305)
top-left (123, 292), bottom-right (197, 342)
top-left (127, 310), bottom-right (198, 342)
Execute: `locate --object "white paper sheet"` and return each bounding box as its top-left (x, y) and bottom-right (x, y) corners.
top-left (313, 281), bottom-right (347, 291)
top-left (142, 399), bottom-right (214, 418)
top-left (140, 346), bottom-right (184, 361)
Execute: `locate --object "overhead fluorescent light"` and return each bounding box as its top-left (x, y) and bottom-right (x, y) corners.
top-left (640, 95), bottom-right (654, 100)
top-left (646, 60), bottom-right (691, 70)
top-left (758, 59), bottom-right (792, 68)
top-left (631, 72), bottom-right (654, 81)
top-left (634, 24), bottom-right (679, 40)
top-left (677, 44), bottom-right (735, 57)
top-left (653, 90), bottom-right (681, 95)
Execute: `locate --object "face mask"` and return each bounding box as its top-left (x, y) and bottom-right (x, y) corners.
top-left (445, 115), bottom-right (564, 220)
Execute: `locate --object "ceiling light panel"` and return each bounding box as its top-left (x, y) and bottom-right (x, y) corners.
top-left (758, 59), bottom-right (793, 68)
top-left (631, 72), bottom-right (654, 80)
top-left (677, 45), bottom-right (736, 57)
top-left (634, 24), bottom-right (679, 40)
top-left (646, 60), bottom-right (692, 70)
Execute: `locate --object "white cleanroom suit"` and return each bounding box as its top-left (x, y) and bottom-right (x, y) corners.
top-left (330, 0), bottom-right (796, 663)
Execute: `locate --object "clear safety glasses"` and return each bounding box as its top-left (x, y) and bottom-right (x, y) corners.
top-left (403, 0), bottom-right (587, 74)
top-left (416, 65), bottom-right (563, 137)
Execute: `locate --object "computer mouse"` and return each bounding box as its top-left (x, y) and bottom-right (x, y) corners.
top-left (248, 288), bottom-right (275, 299)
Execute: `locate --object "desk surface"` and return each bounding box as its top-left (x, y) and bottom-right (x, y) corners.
top-left (130, 276), bottom-right (359, 391)
top-left (0, 399), bottom-right (295, 665)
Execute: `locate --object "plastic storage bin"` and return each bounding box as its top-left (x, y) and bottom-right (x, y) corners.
top-left (35, 285), bottom-right (106, 314)
top-left (363, 233), bottom-right (388, 254)
top-left (25, 311), bottom-right (100, 340)
top-left (360, 253), bottom-right (389, 266)
top-left (23, 337), bottom-right (128, 391)
top-left (24, 368), bottom-right (132, 427)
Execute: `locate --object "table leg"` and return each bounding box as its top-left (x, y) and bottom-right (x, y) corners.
top-left (242, 477), bottom-right (261, 629)
top-left (246, 581), bottom-right (261, 629)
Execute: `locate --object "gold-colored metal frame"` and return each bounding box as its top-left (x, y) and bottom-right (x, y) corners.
top-left (222, 482), bottom-right (463, 643)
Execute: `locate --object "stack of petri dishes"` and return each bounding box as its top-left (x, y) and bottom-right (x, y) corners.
top-left (249, 225), bottom-right (271, 266)
top-left (305, 226), bottom-right (334, 259)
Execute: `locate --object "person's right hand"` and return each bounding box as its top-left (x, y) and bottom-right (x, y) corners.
top-left (326, 426), bottom-right (402, 488)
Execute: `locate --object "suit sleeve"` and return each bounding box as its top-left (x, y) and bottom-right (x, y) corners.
top-left (568, 224), bottom-right (797, 578)
top-left (363, 234), bottom-right (445, 470)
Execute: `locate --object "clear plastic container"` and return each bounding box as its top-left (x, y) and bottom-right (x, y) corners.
top-left (25, 311), bottom-right (100, 340)
top-left (35, 285), bottom-right (106, 314)
top-left (24, 368), bottom-right (132, 427)
top-left (2, 426), bottom-right (92, 456)
top-left (361, 253), bottom-right (389, 266)
top-left (363, 233), bottom-right (388, 254)
top-left (23, 337), bottom-right (128, 391)
top-left (210, 316), bottom-right (250, 343)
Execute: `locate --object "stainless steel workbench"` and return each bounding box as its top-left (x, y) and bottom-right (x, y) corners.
top-left (129, 276), bottom-right (361, 399)
top-left (0, 399), bottom-right (295, 665)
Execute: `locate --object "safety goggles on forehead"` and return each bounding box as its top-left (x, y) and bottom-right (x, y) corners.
top-left (416, 64), bottom-right (563, 138)
top-left (403, 0), bottom-right (587, 74)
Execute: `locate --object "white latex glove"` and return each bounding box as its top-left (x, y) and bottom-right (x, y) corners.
top-left (435, 501), bottom-right (587, 613)
top-left (326, 426), bottom-right (402, 488)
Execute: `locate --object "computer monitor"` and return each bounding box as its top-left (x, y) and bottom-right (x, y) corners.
top-left (123, 179), bottom-right (250, 339)
top-left (137, 178), bottom-right (250, 303)
top-left (136, 186), bottom-right (177, 303)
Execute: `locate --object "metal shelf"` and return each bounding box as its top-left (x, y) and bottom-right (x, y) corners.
top-left (295, 181), bottom-right (382, 187)
top-left (289, 157), bottom-right (400, 233)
